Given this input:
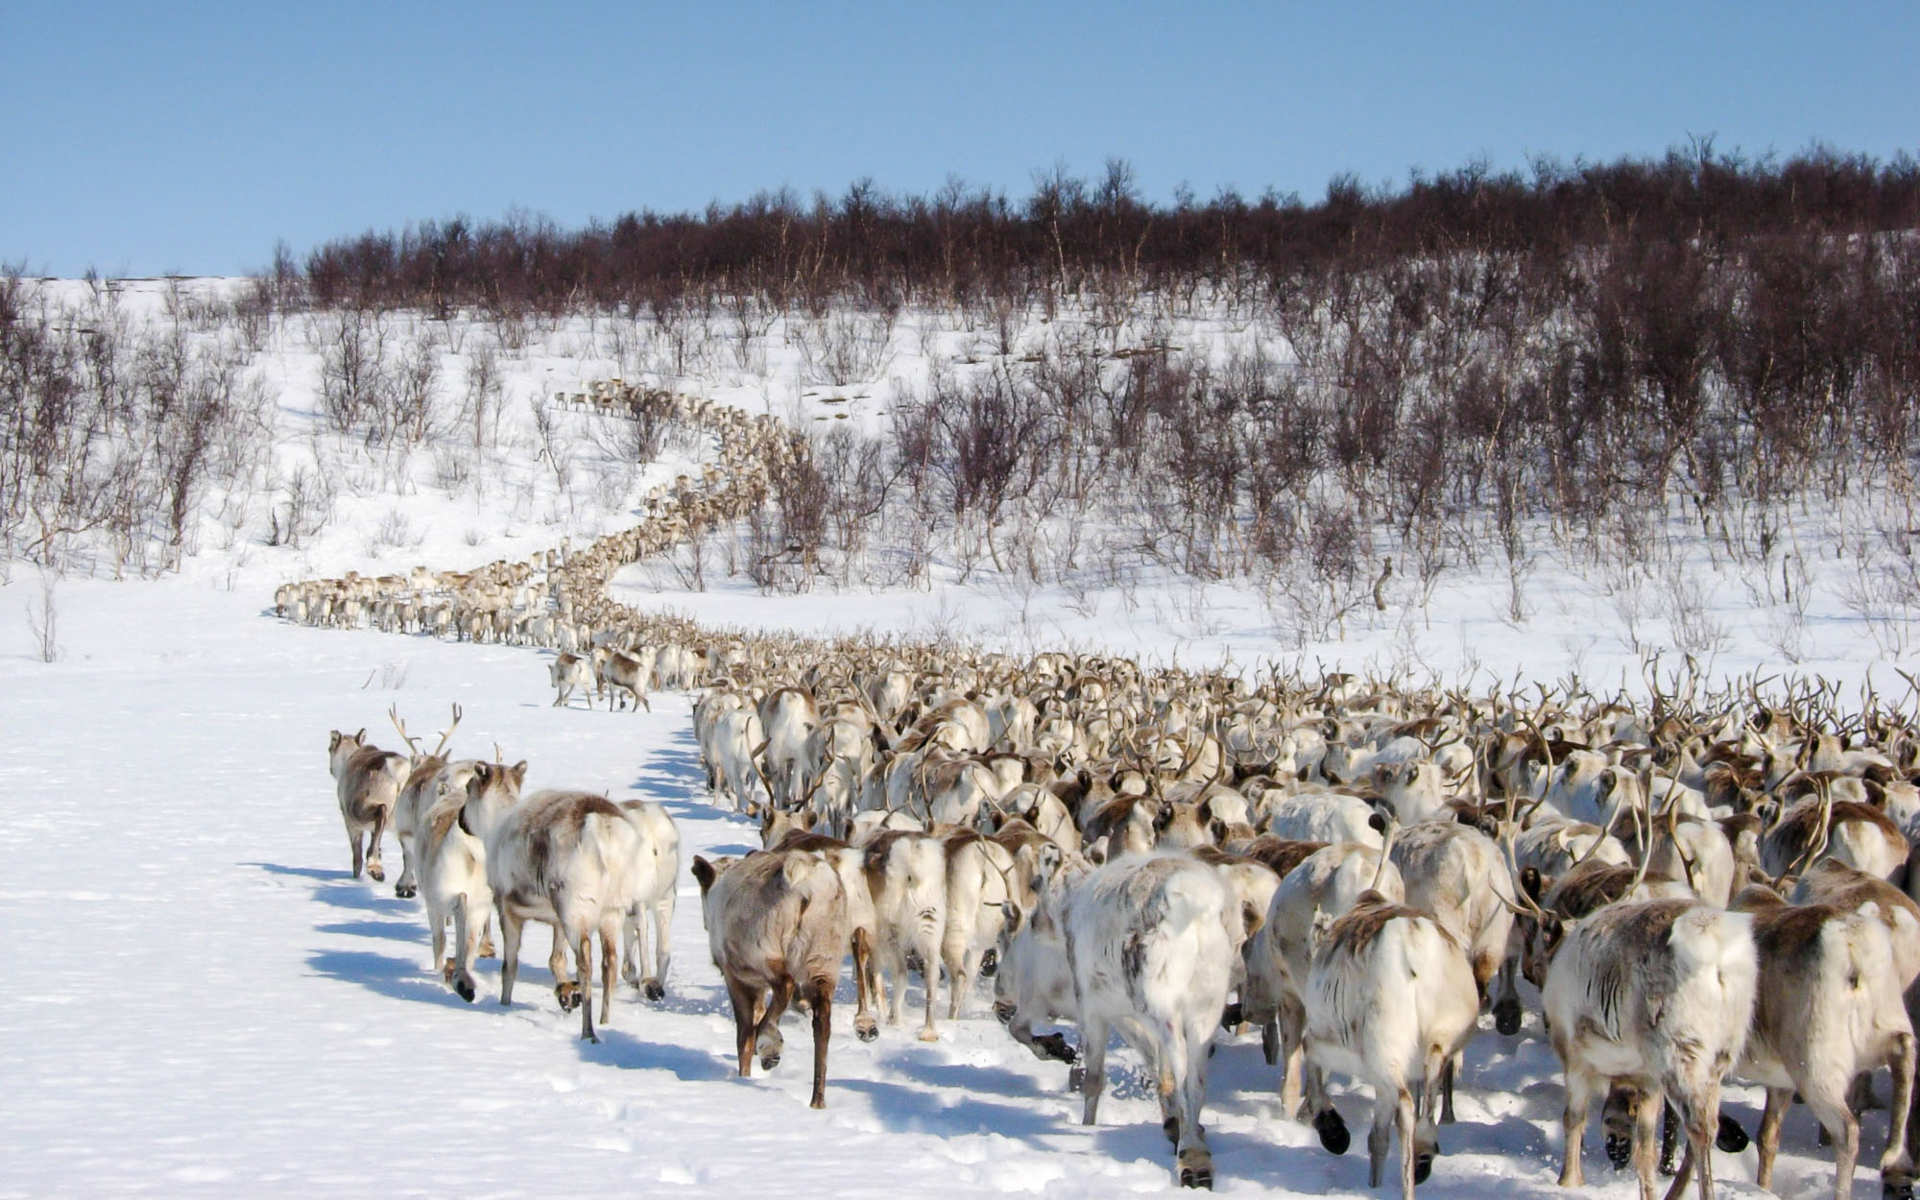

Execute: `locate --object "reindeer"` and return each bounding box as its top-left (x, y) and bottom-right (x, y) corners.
top-left (1729, 884), bottom-right (1916, 1200)
top-left (1064, 854), bottom-right (1253, 1189)
top-left (549, 652), bottom-right (596, 708)
top-left (592, 645), bottom-right (655, 712)
top-left (326, 728), bottom-right (408, 882)
top-left (458, 763), bottom-right (669, 1042)
top-left (1536, 895), bottom-right (1757, 1200)
top-left (1302, 890), bottom-right (1480, 1199)
top-left (860, 830), bottom-right (949, 1041)
top-left (418, 787), bottom-right (493, 1001)
top-left (692, 850), bottom-right (850, 1108)
top-left (386, 703), bottom-right (463, 899)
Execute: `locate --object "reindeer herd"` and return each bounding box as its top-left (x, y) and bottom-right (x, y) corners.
top-left (291, 384), bottom-right (1920, 1198)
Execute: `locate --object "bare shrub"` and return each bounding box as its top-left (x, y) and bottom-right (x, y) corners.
top-left (25, 569), bottom-right (58, 662)
top-left (314, 311), bottom-right (393, 434)
top-left (796, 311), bottom-right (894, 386)
top-left (1661, 560), bottom-right (1731, 661)
top-left (461, 342), bottom-right (503, 448)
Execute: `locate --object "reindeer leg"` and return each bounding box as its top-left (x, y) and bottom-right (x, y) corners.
top-left (851, 928), bottom-right (879, 1042)
top-left (945, 947), bottom-right (971, 1022)
top-left (364, 806), bottom-right (388, 882)
top-left (1302, 1044), bottom-right (1349, 1156)
top-left (1395, 1087), bottom-right (1418, 1200)
top-left (647, 895), bottom-right (671, 1001)
top-left (1804, 1079), bottom-right (1862, 1200)
top-left (1365, 1089), bottom-right (1392, 1188)
top-left (428, 897), bottom-right (448, 976)
top-left (347, 822), bottom-right (365, 879)
top-left (1634, 1085), bottom-right (1663, 1200)
top-left (807, 977), bottom-right (832, 1109)
top-left (1179, 1013), bottom-right (1214, 1189)
top-left (756, 978), bottom-right (793, 1071)
top-left (448, 892), bottom-right (478, 1003)
top-left (496, 905), bottom-right (523, 1006)
top-left (577, 930), bottom-right (599, 1042)
top-left (395, 828), bottom-right (417, 898)
top-left (622, 907), bottom-right (643, 987)
top-left (1884, 1031), bottom-right (1918, 1198)
top-left (1080, 1014), bottom-right (1109, 1126)
top-left (1754, 1086), bottom-right (1788, 1191)
top-left (1559, 1065), bottom-right (1597, 1189)
top-left (546, 921), bottom-right (584, 1012)
top-left (726, 977), bottom-right (759, 1077)
top-left (598, 915), bottom-right (619, 1026)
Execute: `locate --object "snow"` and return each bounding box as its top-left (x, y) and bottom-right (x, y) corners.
top-left (0, 276), bottom-right (1906, 1196)
top-left (0, 578), bottom-right (1882, 1199)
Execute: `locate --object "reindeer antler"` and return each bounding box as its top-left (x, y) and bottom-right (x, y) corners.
top-left (387, 705), bottom-right (422, 756)
top-left (433, 703), bottom-right (463, 760)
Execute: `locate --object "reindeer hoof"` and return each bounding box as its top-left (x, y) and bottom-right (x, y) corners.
top-left (556, 985), bottom-right (581, 1013)
top-left (760, 1051), bottom-right (780, 1071)
top-left (479, 940), bottom-right (496, 958)
top-left (993, 1002), bottom-right (1015, 1025)
top-left (1177, 1151), bottom-right (1214, 1190)
top-left (980, 949), bottom-right (998, 977)
top-left (917, 1028), bottom-right (940, 1043)
top-left (1717, 1114), bottom-right (1750, 1153)
top-left (368, 864), bottom-right (385, 882)
top-left (856, 1019), bottom-right (879, 1043)
top-left (643, 980), bottom-right (665, 1002)
top-left (1414, 1150), bottom-right (1434, 1185)
top-left (1039, 1034), bottom-right (1076, 1064)
top-left (1493, 997), bottom-right (1522, 1036)
top-left (1884, 1171), bottom-right (1915, 1200)
top-left (394, 883), bottom-right (416, 899)
top-left (453, 975), bottom-right (476, 1003)
top-left (1605, 1132), bottom-right (1631, 1170)
top-left (1313, 1109), bottom-right (1350, 1156)
top-left (1218, 1002), bottom-right (1244, 1030)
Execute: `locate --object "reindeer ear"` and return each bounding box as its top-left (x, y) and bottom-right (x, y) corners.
top-left (329, 731), bottom-right (342, 751)
top-left (471, 762), bottom-right (492, 787)
top-left (1000, 901), bottom-right (1024, 934)
top-left (355, 728), bottom-right (366, 743)
top-left (691, 855), bottom-right (717, 894)
top-left (510, 761), bottom-right (528, 786)
top-left (799, 810), bottom-right (816, 831)
top-left (1521, 866), bottom-right (1544, 903)
top-left (1210, 817), bottom-right (1228, 844)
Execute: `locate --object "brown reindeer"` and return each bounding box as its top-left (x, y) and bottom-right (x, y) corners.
top-left (692, 851), bottom-right (851, 1108)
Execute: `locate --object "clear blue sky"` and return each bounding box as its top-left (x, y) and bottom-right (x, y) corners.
top-left (5, 0), bottom-right (1916, 277)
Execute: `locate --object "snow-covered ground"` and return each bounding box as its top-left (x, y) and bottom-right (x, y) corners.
top-left (2, 276), bottom-right (1913, 1195)
top-left (0, 577), bottom-right (1890, 1199)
